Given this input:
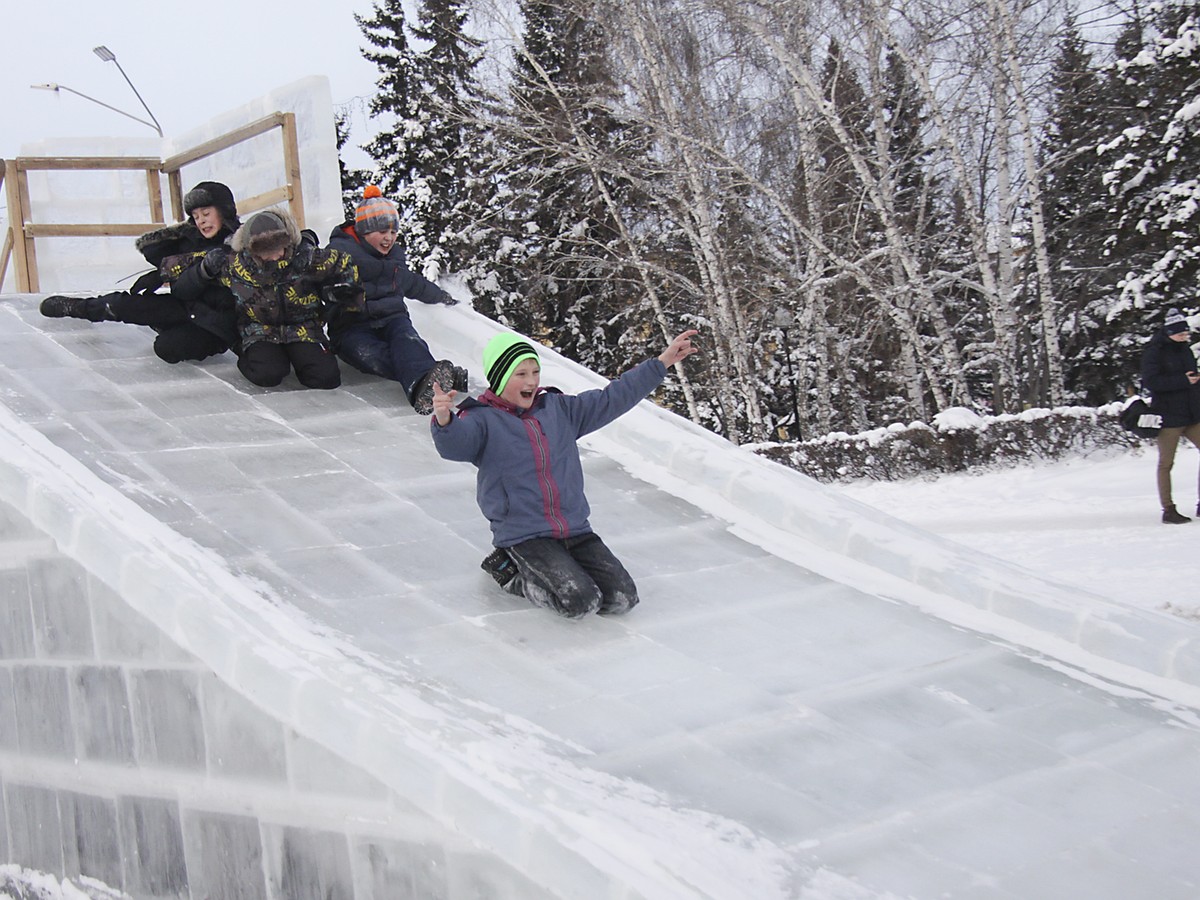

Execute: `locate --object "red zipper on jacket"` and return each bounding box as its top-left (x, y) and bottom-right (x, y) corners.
top-left (523, 416), bottom-right (568, 538)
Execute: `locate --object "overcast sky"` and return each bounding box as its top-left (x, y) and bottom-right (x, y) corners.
top-left (1, 0), bottom-right (384, 162)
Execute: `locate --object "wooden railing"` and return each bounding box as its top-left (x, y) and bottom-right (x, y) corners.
top-left (0, 161), bottom-right (12, 292)
top-left (1, 112), bottom-right (305, 293)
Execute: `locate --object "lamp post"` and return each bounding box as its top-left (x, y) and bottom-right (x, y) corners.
top-left (29, 82), bottom-right (162, 134)
top-left (92, 46), bottom-right (163, 137)
top-left (774, 308), bottom-right (802, 440)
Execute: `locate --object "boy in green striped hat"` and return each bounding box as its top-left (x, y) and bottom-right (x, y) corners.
top-left (430, 329), bottom-right (699, 617)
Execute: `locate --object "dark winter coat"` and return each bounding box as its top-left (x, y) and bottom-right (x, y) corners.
top-left (326, 222), bottom-right (443, 332)
top-left (144, 220), bottom-right (241, 347)
top-left (431, 359), bottom-right (667, 547)
top-left (1141, 328), bottom-right (1200, 428)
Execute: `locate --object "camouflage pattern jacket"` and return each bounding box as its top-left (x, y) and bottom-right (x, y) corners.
top-left (218, 246), bottom-right (362, 348)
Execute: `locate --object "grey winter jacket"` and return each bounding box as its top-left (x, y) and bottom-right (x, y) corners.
top-left (432, 358), bottom-right (667, 547)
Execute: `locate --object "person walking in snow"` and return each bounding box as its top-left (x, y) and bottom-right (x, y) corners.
top-left (38, 181), bottom-right (241, 363)
top-left (1140, 307), bottom-right (1200, 524)
top-left (430, 329), bottom-right (699, 618)
top-left (179, 208), bottom-right (363, 390)
top-left (327, 186), bottom-right (468, 415)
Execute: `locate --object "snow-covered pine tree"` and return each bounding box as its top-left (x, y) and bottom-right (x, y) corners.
top-left (357, 0), bottom-right (418, 192)
top-left (1042, 16), bottom-right (1126, 403)
top-left (357, 0), bottom-right (486, 286)
top-left (486, 0), bottom-right (653, 375)
top-left (336, 112), bottom-right (373, 220)
top-left (1098, 3), bottom-right (1200, 342)
top-left (404, 0), bottom-right (488, 282)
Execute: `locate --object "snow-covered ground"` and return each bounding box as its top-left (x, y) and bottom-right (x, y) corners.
top-left (842, 443), bottom-right (1200, 622)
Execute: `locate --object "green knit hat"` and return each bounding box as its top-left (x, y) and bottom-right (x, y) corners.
top-left (483, 332), bottom-right (540, 394)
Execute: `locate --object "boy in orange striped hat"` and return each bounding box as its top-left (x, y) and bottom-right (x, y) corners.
top-left (327, 185), bottom-right (467, 414)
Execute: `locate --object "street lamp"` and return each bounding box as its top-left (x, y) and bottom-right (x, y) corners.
top-left (92, 45), bottom-right (163, 137)
top-left (29, 82), bottom-right (162, 134)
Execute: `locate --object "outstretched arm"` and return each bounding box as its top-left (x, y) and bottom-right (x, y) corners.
top-left (659, 330), bottom-right (700, 369)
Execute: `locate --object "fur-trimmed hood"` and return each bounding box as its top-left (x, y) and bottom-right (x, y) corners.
top-left (231, 208), bottom-right (302, 257)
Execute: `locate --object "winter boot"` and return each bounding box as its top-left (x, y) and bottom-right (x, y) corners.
top-left (480, 548), bottom-right (519, 587)
top-left (39, 295), bottom-right (115, 322)
top-left (413, 359), bottom-right (463, 415)
top-left (1162, 504), bottom-right (1191, 524)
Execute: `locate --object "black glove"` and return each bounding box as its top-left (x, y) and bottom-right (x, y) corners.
top-left (434, 288), bottom-right (458, 306)
top-left (323, 282), bottom-right (363, 306)
top-left (199, 247), bottom-right (228, 280)
top-left (295, 229), bottom-right (319, 266)
top-left (130, 270), bottom-right (165, 296)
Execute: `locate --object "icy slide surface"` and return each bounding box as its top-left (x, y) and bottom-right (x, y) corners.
top-left (1, 294), bottom-right (1198, 899)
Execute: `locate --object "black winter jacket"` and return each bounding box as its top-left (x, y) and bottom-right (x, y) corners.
top-left (149, 220), bottom-right (241, 348)
top-left (1141, 329), bottom-right (1200, 428)
top-left (326, 222), bottom-right (443, 331)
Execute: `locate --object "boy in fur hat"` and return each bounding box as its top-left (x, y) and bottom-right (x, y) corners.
top-left (430, 328), bottom-right (699, 618)
top-left (180, 208), bottom-right (363, 390)
top-left (39, 181), bottom-right (241, 363)
top-left (327, 186), bottom-right (467, 415)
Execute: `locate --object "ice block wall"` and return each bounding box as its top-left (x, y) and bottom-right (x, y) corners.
top-left (13, 76), bottom-right (345, 294)
top-left (0, 449), bottom-right (552, 900)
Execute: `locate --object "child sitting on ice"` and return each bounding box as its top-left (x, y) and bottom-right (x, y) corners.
top-left (327, 186), bottom-right (467, 415)
top-left (430, 329), bottom-right (699, 618)
top-left (179, 208), bottom-right (363, 390)
top-left (40, 181), bottom-right (241, 363)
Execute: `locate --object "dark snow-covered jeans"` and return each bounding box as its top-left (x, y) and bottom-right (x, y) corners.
top-left (333, 312), bottom-right (436, 399)
top-left (504, 533), bottom-right (639, 618)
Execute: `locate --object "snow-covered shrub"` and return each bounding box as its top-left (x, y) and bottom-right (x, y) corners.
top-left (751, 404), bottom-right (1142, 482)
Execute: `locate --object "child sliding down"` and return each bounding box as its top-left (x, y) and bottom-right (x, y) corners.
top-left (430, 329), bottom-right (699, 618)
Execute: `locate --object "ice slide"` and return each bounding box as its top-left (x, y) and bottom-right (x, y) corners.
top-left (1, 293), bottom-right (1198, 899)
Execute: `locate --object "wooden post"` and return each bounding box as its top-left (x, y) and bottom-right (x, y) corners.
top-left (168, 171), bottom-right (183, 222)
top-left (146, 168), bottom-right (165, 224)
top-left (0, 227), bottom-right (12, 293)
top-left (5, 161), bottom-right (36, 293)
top-left (0, 160), bottom-right (10, 291)
top-left (281, 112), bottom-right (305, 230)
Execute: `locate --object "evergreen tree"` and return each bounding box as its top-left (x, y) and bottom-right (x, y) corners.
top-left (1042, 17), bottom-right (1123, 402)
top-left (357, 0), bottom-right (419, 194)
top-left (486, 0), bottom-right (653, 371)
top-left (357, 0), bottom-right (486, 284)
top-left (403, 0), bottom-right (488, 280)
top-left (1098, 1), bottom-right (1200, 372)
top-left (335, 112), bottom-right (372, 220)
